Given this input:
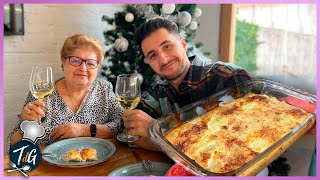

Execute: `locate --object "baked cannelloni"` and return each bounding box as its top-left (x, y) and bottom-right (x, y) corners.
top-left (164, 93), bottom-right (310, 173)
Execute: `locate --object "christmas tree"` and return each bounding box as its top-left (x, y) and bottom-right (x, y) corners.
top-left (101, 4), bottom-right (210, 91)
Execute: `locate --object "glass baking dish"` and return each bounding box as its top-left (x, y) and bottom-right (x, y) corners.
top-left (150, 79), bottom-right (316, 176)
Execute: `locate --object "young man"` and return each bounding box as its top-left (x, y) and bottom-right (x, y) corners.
top-left (123, 18), bottom-right (251, 151)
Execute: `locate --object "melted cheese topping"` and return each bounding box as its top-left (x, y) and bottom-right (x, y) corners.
top-left (165, 93), bottom-right (310, 173)
top-left (80, 148), bottom-right (98, 161)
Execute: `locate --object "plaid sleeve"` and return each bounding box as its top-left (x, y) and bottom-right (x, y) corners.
top-left (214, 63), bottom-right (252, 90)
top-left (136, 91), bottom-right (163, 119)
top-left (224, 65), bottom-right (252, 88)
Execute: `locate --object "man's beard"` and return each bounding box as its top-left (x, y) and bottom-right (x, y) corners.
top-left (163, 60), bottom-right (187, 81)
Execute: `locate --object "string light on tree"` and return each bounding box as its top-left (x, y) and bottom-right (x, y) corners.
top-left (123, 61), bottom-right (131, 72)
top-left (105, 68), bottom-right (112, 75)
top-left (162, 4), bottom-right (175, 14)
top-left (114, 37), bottom-right (129, 52)
top-left (177, 11), bottom-right (192, 27)
top-left (109, 74), bottom-right (116, 79)
top-left (125, 12), bottom-right (134, 22)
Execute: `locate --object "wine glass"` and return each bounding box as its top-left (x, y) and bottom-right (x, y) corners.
top-left (29, 66), bottom-right (54, 124)
top-left (115, 74), bottom-right (141, 143)
top-left (29, 66), bottom-right (54, 100)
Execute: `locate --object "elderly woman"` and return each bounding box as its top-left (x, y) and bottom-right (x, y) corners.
top-left (9, 34), bottom-right (123, 146)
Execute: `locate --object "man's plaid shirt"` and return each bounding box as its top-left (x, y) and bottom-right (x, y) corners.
top-left (138, 56), bottom-right (252, 119)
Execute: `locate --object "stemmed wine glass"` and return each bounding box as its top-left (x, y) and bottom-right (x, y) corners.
top-left (29, 66), bottom-right (54, 124)
top-left (115, 74), bottom-right (141, 143)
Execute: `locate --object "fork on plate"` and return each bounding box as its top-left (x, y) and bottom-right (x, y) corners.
top-left (132, 151), bottom-right (154, 172)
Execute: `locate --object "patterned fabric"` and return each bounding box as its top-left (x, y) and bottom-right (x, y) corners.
top-left (138, 56), bottom-right (252, 118)
top-left (7, 78), bottom-right (123, 149)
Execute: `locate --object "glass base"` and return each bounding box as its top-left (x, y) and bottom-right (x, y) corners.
top-left (116, 133), bottom-right (139, 143)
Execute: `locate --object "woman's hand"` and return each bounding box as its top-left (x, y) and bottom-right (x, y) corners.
top-left (50, 123), bottom-right (89, 141)
top-left (21, 100), bottom-right (46, 123)
top-left (124, 109), bottom-right (161, 151)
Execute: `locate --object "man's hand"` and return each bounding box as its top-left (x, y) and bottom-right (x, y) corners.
top-left (124, 109), bottom-right (162, 151)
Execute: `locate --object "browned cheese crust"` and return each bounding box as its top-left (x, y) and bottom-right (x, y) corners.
top-left (164, 93), bottom-right (310, 173)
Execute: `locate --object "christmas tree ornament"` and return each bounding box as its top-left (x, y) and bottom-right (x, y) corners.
top-left (134, 4), bottom-right (156, 20)
top-left (162, 4), bottom-right (175, 14)
top-left (195, 8), bottom-right (202, 17)
top-left (133, 71), bottom-right (144, 84)
top-left (177, 11), bottom-right (192, 27)
top-left (189, 21), bottom-right (198, 30)
top-left (125, 12), bottom-right (134, 22)
top-left (114, 37), bottom-right (129, 52)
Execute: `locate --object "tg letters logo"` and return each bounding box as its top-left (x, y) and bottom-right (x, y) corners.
top-left (9, 121), bottom-right (45, 177)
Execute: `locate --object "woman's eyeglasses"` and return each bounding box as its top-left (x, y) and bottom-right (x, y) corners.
top-left (66, 56), bottom-right (99, 69)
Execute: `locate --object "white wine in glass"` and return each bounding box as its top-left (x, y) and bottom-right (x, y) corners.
top-left (29, 66), bottom-right (54, 125)
top-left (115, 74), bottom-right (141, 143)
top-left (116, 96), bottom-right (141, 110)
top-left (29, 66), bottom-right (54, 100)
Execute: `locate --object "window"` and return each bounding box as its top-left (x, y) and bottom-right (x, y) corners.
top-left (234, 4), bottom-right (316, 94)
top-left (4, 4), bottom-right (24, 36)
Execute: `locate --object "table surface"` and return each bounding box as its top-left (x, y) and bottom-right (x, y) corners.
top-left (3, 138), bottom-right (174, 176)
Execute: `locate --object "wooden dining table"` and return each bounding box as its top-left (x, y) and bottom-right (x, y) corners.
top-left (3, 138), bottom-right (174, 176)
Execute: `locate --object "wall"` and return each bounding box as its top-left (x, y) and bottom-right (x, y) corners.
top-left (193, 4), bottom-right (220, 61)
top-left (4, 4), bottom-right (123, 150)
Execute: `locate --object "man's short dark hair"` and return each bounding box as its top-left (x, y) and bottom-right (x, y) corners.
top-left (134, 18), bottom-right (179, 54)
